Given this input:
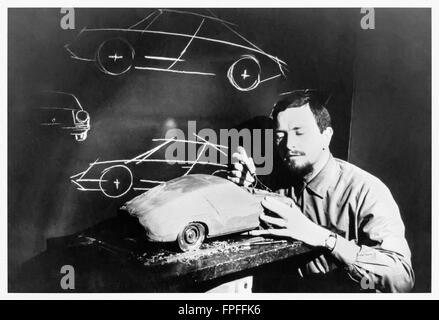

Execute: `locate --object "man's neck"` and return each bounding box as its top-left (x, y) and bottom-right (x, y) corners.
top-left (303, 150), bottom-right (331, 183)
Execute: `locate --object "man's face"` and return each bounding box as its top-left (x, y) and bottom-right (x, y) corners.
top-left (275, 104), bottom-right (331, 177)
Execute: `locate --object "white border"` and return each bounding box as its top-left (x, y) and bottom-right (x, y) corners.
top-left (1, 0), bottom-right (437, 300)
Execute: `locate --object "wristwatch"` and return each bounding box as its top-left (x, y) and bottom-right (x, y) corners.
top-left (324, 232), bottom-right (338, 252)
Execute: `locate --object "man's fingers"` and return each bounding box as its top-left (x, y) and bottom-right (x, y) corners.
top-left (227, 175), bottom-right (254, 187)
top-left (232, 152), bottom-right (248, 165)
top-left (231, 169), bottom-right (244, 179)
top-left (261, 196), bottom-right (291, 220)
top-left (317, 255), bottom-right (330, 273)
top-left (306, 260), bottom-right (321, 274)
top-left (248, 228), bottom-right (287, 237)
top-left (260, 213), bottom-right (287, 228)
top-left (233, 162), bottom-right (244, 172)
top-left (227, 176), bottom-right (247, 186)
top-left (237, 146), bottom-right (249, 159)
top-left (230, 169), bottom-right (255, 182)
top-left (248, 229), bottom-right (270, 236)
top-left (313, 257), bottom-right (327, 274)
top-left (232, 147), bottom-right (256, 175)
top-left (247, 156), bottom-right (256, 175)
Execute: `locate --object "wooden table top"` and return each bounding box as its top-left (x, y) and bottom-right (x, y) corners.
top-left (16, 213), bottom-right (313, 292)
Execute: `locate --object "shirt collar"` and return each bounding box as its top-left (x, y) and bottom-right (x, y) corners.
top-left (305, 154), bottom-right (340, 198)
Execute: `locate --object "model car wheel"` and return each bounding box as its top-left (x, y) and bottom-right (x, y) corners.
top-left (177, 222), bottom-right (206, 252)
top-left (99, 165), bottom-right (133, 198)
top-left (96, 38), bottom-right (135, 76)
top-left (227, 55), bottom-right (261, 91)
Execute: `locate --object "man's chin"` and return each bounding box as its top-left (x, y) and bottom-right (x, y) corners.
top-left (286, 161), bottom-right (313, 178)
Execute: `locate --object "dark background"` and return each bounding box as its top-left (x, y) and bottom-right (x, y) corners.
top-left (8, 8), bottom-right (430, 292)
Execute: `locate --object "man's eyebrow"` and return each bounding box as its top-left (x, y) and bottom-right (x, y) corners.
top-left (276, 127), bottom-right (304, 131)
top-left (286, 126), bottom-right (304, 131)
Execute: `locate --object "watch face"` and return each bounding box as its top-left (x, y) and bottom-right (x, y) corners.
top-left (326, 234), bottom-right (337, 250)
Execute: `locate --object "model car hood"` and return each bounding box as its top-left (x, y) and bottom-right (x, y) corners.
top-left (121, 174), bottom-right (232, 217)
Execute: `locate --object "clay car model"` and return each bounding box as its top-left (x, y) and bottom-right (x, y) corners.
top-left (64, 9), bottom-right (287, 91)
top-left (121, 174), bottom-right (292, 251)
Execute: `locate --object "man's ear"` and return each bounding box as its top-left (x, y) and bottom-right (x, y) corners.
top-left (322, 127), bottom-right (333, 149)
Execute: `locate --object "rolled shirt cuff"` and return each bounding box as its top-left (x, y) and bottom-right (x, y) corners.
top-left (331, 236), bottom-right (361, 266)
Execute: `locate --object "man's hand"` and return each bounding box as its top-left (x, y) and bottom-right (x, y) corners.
top-left (227, 146), bottom-right (256, 187)
top-left (249, 196), bottom-right (331, 248)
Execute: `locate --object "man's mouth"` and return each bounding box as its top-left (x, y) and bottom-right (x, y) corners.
top-left (287, 152), bottom-right (305, 157)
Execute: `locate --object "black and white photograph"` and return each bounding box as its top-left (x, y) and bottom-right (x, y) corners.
top-left (6, 5), bottom-right (432, 295)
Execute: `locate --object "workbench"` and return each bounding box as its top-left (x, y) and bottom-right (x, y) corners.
top-left (13, 213), bottom-right (315, 292)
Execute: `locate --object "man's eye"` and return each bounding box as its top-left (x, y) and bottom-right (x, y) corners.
top-left (296, 131), bottom-right (305, 136)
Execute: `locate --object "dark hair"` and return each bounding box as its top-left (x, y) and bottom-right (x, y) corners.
top-left (270, 90), bottom-right (332, 133)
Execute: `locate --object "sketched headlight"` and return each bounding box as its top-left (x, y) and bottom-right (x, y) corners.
top-left (75, 110), bottom-right (90, 124)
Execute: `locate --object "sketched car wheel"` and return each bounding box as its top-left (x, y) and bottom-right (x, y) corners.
top-left (96, 38), bottom-right (135, 76)
top-left (227, 55), bottom-right (261, 91)
top-left (177, 222), bottom-right (206, 252)
top-left (99, 165), bottom-right (133, 198)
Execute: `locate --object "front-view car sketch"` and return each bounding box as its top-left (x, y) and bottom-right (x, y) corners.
top-left (39, 91), bottom-right (91, 142)
top-left (122, 174), bottom-right (293, 251)
top-left (70, 136), bottom-right (228, 198)
top-left (64, 9), bottom-right (288, 91)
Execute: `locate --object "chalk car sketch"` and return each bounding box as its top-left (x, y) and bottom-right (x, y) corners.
top-left (64, 9), bottom-right (288, 91)
top-left (39, 91), bottom-right (91, 142)
top-left (70, 137), bottom-right (228, 198)
top-left (122, 174), bottom-right (292, 251)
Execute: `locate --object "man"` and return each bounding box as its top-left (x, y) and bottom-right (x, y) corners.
top-left (228, 91), bottom-right (414, 293)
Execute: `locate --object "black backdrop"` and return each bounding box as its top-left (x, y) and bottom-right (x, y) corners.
top-left (9, 8), bottom-right (429, 292)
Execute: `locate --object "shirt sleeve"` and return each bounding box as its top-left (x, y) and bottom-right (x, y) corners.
top-left (330, 179), bottom-right (415, 293)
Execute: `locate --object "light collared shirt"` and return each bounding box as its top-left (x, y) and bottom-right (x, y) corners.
top-left (273, 154), bottom-right (414, 292)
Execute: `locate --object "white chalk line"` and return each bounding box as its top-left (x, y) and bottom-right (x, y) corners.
top-left (152, 138), bottom-right (228, 150)
top-left (183, 143), bottom-right (207, 176)
top-left (193, 133), bottom-right (228, 157)
top-left (134, 66), bottom-right (215, 76)
top-left (76, 159), bottom-right (227, 167)
top-left (167, 18), bottom-right (205, 70)
top-left (77, 188), bottom-right (102, 192)
top-left (128, 10), bottom-right (157, 29)
top-left (139, 179), bottom-right (166, 184)
top-left (142, 10), bottom-right (163, 32)
top-left (144, 56), bottom-right (185, 62)
top-left (65, 45), bottom-right (95, 62)
top-left (130, 138), bottom-right (176, 165)
top-left (160, 9), bottom-right (236, 26)
top-left (40, 91), bottom-right (85, 111)
top-left (260, 73), bottom-right (282, 83)
top-left (128, 159), bottom-right (225, 166)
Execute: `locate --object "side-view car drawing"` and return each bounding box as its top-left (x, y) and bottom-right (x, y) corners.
top-left (70, 137), bottom-right (228, 198)
top-left (39, 91), bottom-right (91, 142)
top-left (121, 174), bottom-right (293, 251)
top-left (64, 9), bottom-right (288, 91)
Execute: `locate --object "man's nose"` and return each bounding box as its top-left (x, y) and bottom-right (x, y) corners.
top-left (286, 132), bottom-right (298, 150)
